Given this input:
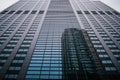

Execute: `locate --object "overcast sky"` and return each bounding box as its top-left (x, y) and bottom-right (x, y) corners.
top-left (0, 0), bottom-right (120, 12)
top-left (0, 0), bottom-right (19, 12)
top-left (100, 0), bottom-right (120, 12)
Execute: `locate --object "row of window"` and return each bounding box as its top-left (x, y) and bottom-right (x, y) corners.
top-left (77, 11), bottom-right (120, 15)
top-left (0, 10), bottom-right (44, 14)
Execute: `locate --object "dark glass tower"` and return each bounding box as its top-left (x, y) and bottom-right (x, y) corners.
top-left (0, 0), bottom-right (120, 80)
top-left (61, 28), bottom-right (100, 80)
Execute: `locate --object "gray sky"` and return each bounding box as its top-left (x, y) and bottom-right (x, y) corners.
top-left (0, 0), bottom-right (19, 12)
top-left (100, 0), bottom-right (120, 12)
top-left (0, 0), bottom-right (120, 12)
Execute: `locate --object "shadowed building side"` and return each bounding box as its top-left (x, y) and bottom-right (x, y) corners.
top-left (61, 28), bottom-right (100, 80)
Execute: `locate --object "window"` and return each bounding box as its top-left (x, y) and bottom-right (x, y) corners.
top-left (12, 60), bottom-right (24, 63)
top-left (25, 75), bottom-right (39, 79)
top-left (99, 54), bottom-right (109, 58)
top-left (0, 54), bottom-right (10, 57)
top-left (105, 67), bottom-right (117, 71)
top-left (105, 11), bottom-right (112, 15)
top-left (0, 60), bottom-right (7, 63)
top-left (5, 74), bottom-right (18, 79)
top-left (114, 55), bottom-right (120, 58)
top-left (0, 10), bottom-right (8, 14)
top-left (18, 49), bottom-right (29, 52)
top-left (16, 54), bottom-right (26, 57)
top-left (39, 11), bottom-right (44, 14)
top-left (96, 49), bottom-right (106, 52)
top-left (8, 11), bottom-right (15, 14)
top-left (98, 11), bottom-right (105, 15)
top-left (102, 60), bottom-right (112, 64)
top-left (91, 11), bottom-right (98, 14)
top-left (3, 49), bottom-right (13, 52)
top-left (21, 44), bottom-right (30, 47)
top-left (15, 10), bottom-right (22, 14)
top-left (113, 11), bottom-right (120, 15)
top-left (9, 67), bottom-right (21, 70)
top-left (23, 10), bottom-right (29, 14)
top-left (31, 10), bottom-right (37, 14)
top-left (84, 11), bottom-right (90, 14)
top-left (77, 11), bottom-right (82, 14)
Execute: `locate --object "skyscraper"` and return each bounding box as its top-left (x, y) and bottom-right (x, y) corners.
top-left (0, 0), bottom-right (120, 80)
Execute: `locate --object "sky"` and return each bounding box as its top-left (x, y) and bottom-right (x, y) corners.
top-left (100, 0), bottom-right (120, 12)
top-left (0, 0), bottom-right (19, 12)
top-left (0, 0), bottom-right (120, 12)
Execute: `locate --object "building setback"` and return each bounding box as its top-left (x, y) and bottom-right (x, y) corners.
top-left (0, 0), bottom-right (120, 80)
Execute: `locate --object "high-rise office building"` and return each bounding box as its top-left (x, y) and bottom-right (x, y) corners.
top-left (0, 0), bottom-right (120, 80)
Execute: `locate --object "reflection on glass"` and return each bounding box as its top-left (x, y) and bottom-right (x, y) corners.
top-left (61, 28), bottom-right (100, 80)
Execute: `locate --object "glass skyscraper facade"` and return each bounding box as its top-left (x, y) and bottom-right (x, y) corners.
top-left (0, 0), bottom-right (120, 80)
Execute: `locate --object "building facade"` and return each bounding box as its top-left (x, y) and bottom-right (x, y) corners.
top-left (0, 0), bottom-right (120, 80)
